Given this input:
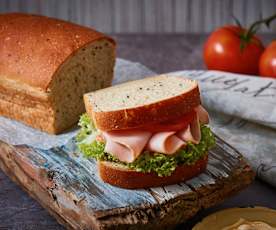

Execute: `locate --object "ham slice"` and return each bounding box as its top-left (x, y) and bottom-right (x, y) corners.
top-left (102, 130), bottom-right (151, 163)
top-left (102, 106), bottom-right (210, 163)
top-left (195, 105), bottom-right (209, 124)
top-left (147, 131), bottom-right (186, 154)
top-left (177, 114), bottom-right (201, 144)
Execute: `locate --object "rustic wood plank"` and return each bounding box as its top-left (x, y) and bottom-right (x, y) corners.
top-left (143, 0), bottom-right (156, 33)
top-left (149, 183), bottom-right (194, 204)
top-left (155, 0), bottom-right (174, 33)
top-left (17, 144), bottom-right (157, 212)
top-left (1, 0), bottom-right (275, 33)
top-left (0, 133), bottom-right (255, 229)
top-left (113, 0), bottom-right (143, 33)
top-left (261, 0), bottom-right (276, 32)
top-left (174, 0), bottom-right (189, 33)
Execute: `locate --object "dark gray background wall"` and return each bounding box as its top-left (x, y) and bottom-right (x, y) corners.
top-left (0, 0), bottom-right (276, 34)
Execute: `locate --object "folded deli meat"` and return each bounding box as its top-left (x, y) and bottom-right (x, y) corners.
top-left (102, 106), bottom-right (209, 163)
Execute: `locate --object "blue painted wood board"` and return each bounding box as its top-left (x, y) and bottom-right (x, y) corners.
top-left (0, 135), bottom-right (255, 229)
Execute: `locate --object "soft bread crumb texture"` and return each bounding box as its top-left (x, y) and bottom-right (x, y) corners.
top-left (86, 75), bottom-right (197, 112)
top-left (48, 39), bottom-right (115, 132)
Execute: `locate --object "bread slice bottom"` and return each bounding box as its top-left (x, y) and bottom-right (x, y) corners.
top-left (98, 155), bottom-right (208, 189)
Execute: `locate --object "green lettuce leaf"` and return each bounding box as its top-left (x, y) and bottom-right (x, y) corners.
top-left (76, 113), bottom-right (94, 142)
top-left (76, 114), bottom-right (216, 177)
top-left (76, 113), bottom-right (100, 145)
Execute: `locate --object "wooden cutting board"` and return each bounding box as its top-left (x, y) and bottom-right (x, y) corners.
top-left (0, 134), bottom-right (254, 230)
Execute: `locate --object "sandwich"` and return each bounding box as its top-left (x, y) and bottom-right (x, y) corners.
top-left (76, 75), bottom-right (216, 189)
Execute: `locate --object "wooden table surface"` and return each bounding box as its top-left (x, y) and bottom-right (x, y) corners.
top-left (1, 34), bottom-right (275, 230)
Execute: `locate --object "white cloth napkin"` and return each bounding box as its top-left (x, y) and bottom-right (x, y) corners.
top-left (0, 59), bottom-right (275, 187)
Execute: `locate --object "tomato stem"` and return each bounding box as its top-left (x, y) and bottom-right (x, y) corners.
top-left (232, 15), bottom-right (242, 28)
top-left (238, 13), bottom-right (276, 51)
top-left (246, 13), bottom-right (276, 38)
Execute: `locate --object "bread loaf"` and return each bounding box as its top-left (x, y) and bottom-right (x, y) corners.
top-left (0, 13), bottom-right (115, 134)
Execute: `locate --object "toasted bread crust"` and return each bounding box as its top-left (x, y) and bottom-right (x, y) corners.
top-left (98, 155), bottom-right (208, 189)
top-left (0, 98), bottom-right (58, 133)
top-left (84, 83), bottom-right (200, 131)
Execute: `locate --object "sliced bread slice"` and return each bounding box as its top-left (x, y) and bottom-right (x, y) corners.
top-left (84, 75), bottom-right (200, 131)
top-left (98, 155), bottom-right (208, 189)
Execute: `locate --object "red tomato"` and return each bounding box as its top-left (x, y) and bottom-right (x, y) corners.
top-left (259, 41), bottom-right (276, 78)
top-left (137, 110), bottom-right (196, 132)
top-left (204, 25), bottom-right (264, 75)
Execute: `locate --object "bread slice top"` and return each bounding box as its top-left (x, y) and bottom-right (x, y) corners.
top-left (84, 75), bottom-right (201, 131)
